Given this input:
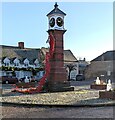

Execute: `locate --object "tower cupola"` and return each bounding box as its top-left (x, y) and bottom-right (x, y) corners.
top-left (47, 3), bottom-right (66, 30)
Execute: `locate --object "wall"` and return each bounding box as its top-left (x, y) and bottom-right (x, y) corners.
top-left (84, 61), bottom-right (114, 80)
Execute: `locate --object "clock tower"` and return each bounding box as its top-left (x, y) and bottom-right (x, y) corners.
top-left (46, 3), bottom-right (74, 92)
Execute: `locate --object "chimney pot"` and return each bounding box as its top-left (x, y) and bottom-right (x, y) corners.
top-left (18, 42), bottom-right (24, 49)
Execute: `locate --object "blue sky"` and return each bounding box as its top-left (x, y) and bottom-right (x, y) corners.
top-left (2, 2), bottom-right (113, 61)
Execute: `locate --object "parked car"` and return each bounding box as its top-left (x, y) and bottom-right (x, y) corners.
top-left (76, 74), bottom-right (85, 81)
top-left (0, 76), bottom-right (18, 84)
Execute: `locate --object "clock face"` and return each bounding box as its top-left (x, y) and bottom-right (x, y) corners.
top-left (56, 17), bottom-right (63, 27)
top-left (49, 18), bottom-right (55, 27)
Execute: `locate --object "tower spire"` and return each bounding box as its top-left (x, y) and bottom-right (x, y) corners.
top-left (54, 2), bottom-right (58, 8)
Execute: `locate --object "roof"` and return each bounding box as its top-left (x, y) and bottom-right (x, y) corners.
top-left (41, 47), bottom-right (77, 63)
top-left (0, 45), bottom-right (41, 64)
top-left (1, 44), bottom-right (77, 64)
top-left (91, 50), bottom-right (115, 62)
top-left (64, 50), bottom-right (77, 63)
top-left (47, 3), bottom-right (66, 16)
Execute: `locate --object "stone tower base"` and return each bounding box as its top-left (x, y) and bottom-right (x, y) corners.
top-left (47, 81), bottom-right (74, 92)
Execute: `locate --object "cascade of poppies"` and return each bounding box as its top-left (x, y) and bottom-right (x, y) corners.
top-left (35, 32), bottom-right (55, 92)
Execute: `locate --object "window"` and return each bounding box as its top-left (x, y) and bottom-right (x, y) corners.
top-left (14, 63), bottom-right (19, 67)
top-left (3, 58), bottom-right (10, 66)
top-left (23, 58), bottom-right (29, 67)
top-left (34, 59), bottom-right (39, 66)
top-left (13, 58), bottom-right (20, 67)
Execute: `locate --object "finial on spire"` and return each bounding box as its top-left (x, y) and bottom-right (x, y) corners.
top-left (54, 2), bottom-right (58, 8)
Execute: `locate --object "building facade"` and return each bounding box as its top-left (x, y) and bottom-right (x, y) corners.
top-left (0, 42), bottom-right (44, 80)
top-left (84, 50), bottom-right (114, 81)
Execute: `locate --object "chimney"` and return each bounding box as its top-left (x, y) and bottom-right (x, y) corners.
top-left (18, 42), bottom-right (24, 49)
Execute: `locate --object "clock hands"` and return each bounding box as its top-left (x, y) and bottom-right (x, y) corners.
top-left (49, 18), bottom-right (55, 27)
top-left (56, 17), bottom-right (63, 27)
top-left (49, 17), bottom-right (63, 28)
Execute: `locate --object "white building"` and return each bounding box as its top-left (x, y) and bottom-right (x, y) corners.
top-left (0, 42), bottom-right (44, 80)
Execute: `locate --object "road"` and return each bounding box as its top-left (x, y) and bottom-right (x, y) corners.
top-left (2, 79), bottom-right (94, 90)
top-left (1, 105), bottom-right (114, 118)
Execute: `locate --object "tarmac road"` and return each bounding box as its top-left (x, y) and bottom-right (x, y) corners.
top-left (1, 105), bottom-right (114, 118)
top-left (2, 79), bottom-right (94, 90)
